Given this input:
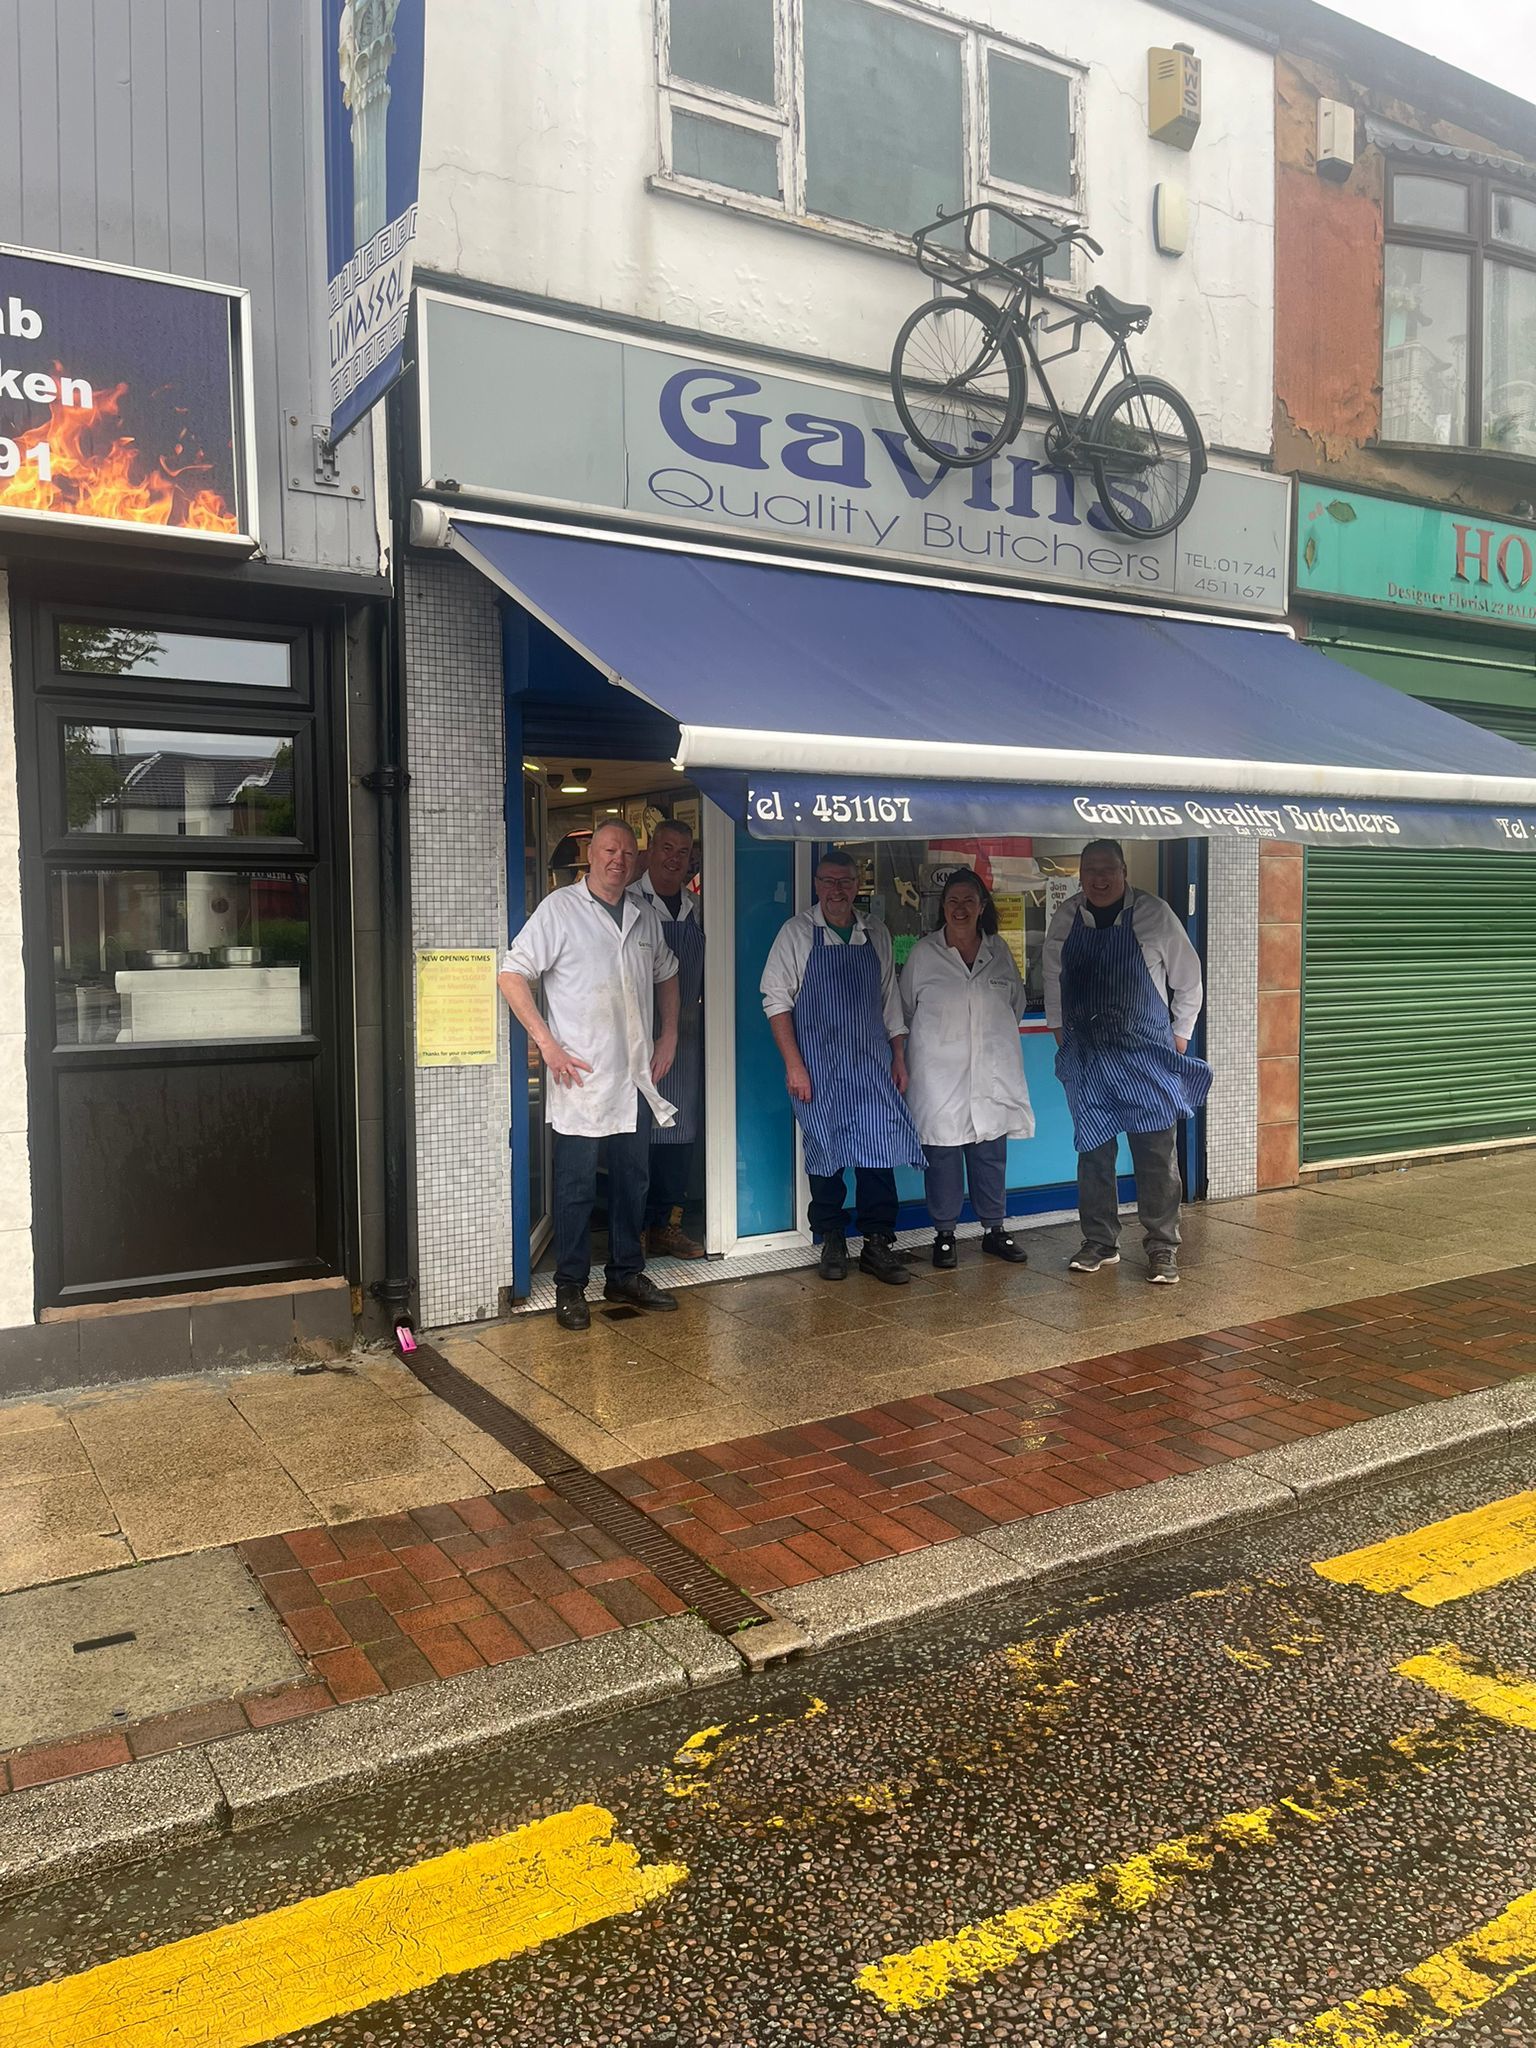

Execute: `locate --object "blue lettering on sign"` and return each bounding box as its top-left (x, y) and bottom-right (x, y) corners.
top-left (658, 369), bottom-right (770, 469)
top-left (781, 413), bottom-right (869, 488)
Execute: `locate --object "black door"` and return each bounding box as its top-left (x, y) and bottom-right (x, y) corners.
top-left (14, 594), bottom-right (351, 1307)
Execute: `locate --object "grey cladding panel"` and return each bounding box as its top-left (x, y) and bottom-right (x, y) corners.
top-left (1, 0), bottom-right (378, 575)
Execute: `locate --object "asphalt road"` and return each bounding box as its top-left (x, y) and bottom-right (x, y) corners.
top-left (8, 1441), bottom-right (1536, 2046)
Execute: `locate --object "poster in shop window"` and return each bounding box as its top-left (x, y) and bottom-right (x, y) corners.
top-left (416, 949), bottom-right (499, 1067)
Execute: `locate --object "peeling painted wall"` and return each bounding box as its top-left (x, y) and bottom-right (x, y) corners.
top-left (416, 0), bottom-right (1276, 458)
top-left (1274, 52), bottom-right (1534, 519)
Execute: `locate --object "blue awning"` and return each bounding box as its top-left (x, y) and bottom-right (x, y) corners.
top-left (448, 517), bottom-right (1536, 852)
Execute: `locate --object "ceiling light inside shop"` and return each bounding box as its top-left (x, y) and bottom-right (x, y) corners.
top-left (561, 779), bottom-right (589, 794)
top-left (523, 760), bottom-right (543, 773)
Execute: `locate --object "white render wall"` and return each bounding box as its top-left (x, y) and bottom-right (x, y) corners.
top-left (417, 0), bottom-right (1274, 456)
top-left (0, 573), bottom-right (35, 1325)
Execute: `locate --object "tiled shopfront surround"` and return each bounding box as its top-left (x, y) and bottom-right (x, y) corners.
top-left (1258, 840), bottom-right (1304, 1189)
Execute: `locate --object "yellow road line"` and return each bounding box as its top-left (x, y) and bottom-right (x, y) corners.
top-left (854, 1721), bottom-right (1485, 2014)
top-left (0, 1804), bottom-right (686, 2048)
top-left (1399, 1642), bottom-right (1536, 1732)
top-left (1269, 1886), bottom-right (1536, 2046)
top-left (1314, 1491), bottom-right (1536, 1608)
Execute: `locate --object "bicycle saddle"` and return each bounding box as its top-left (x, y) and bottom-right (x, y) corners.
top-left (1087, 284), bottom-right (1152, 331)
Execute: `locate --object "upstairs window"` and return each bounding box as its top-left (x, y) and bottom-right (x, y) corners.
top-left (657, 0), bottom-right (1083, 272)
top-left (1383, 164), bottom-right (1536, 456)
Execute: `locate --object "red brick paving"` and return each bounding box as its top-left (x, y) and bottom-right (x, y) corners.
top-left (2, 1263), bottom-right (1533, 1796)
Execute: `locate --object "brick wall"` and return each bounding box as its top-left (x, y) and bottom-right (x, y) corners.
top-left (1257, 841), bottom-right (1303, 1188)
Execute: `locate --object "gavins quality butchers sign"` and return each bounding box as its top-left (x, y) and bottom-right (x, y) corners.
top-left (0, 246), bottom-right (254, 546)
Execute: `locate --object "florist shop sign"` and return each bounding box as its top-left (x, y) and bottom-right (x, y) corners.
top-left (0, 245), bottom-right (254, 547)
top-left (1297, 483), bottom-right (1536, 630)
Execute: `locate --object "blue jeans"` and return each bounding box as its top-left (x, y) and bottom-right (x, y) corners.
top-left (552, 1102), bottom-right (653, 1289)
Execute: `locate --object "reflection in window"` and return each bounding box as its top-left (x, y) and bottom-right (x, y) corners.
top-left (1381, 243), bottom-right (1469, 445)
top-left (1484, 260), bottom-right (1536, 454)
top-left (57, 623), bottom-right (290, 688)
top-left (1494, 190), bottom-right (1536, 256)
top-left (51, 869), bottom-right (311, 1046)
top-left (64, 728), bottom-right (297, 838)
top-left (1392, 175), bottom-right (1468, 234)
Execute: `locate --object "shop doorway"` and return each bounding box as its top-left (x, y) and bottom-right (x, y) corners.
top-left (13, 591), bottom-right (350, 1307)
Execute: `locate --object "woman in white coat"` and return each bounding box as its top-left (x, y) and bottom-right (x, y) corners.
top-left (899, 868), bottom-right (1035, 1269)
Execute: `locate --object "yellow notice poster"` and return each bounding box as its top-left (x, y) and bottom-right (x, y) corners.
top-left (416, 949), bottom-right (499, 1067)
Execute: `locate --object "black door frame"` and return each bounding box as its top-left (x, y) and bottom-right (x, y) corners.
top-left (11, 571), bottom-right (356, 1309)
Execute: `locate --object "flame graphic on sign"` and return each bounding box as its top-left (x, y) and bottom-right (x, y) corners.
top-left (0, 379), bottom-right (238, 531)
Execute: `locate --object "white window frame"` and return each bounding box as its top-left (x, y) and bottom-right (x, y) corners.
top-left (654, 0), bottom-right (1087, 278)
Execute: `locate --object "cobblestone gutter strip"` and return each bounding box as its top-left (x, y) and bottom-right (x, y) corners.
top-left (4, 1378), bottom-right (1536, 1901)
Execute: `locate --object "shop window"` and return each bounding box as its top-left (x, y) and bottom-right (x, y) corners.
top-left (57, 622), bottom-right (291, 688)
top-left (50, 868), bottom-right (311, 1047)
top-left (1382, 164), bottom-right (1536, 456)
top-left (60, 727), bottom-right (299, 840)
top-left (657, 0), bottom-right (1083, 268)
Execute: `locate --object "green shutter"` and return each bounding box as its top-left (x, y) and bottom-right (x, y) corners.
top-left (1423, 699), bottom-right (1536, 749)
top-left (1301, 846), bottom-right (1536, 1162)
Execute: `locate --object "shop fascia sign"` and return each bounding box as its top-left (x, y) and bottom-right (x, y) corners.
top-left (416, 295), bottom-right (1289, 617)
top-left (0, 244), bottom-right (255, 547)
top-left (1297, 483), bottom-right (1536, 629)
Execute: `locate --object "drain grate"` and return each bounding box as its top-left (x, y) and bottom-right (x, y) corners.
top-left (404, 1341), bottom-right (770, 1637)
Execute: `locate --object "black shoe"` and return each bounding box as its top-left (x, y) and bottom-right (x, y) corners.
top-left (932, 1229), bottom-right (958, 1270)
top-left (981, 1227), bottom-right (1028, 1265)
top-left (819, 1232), bottom-right (850, 1281)
top-left (603, 1274), bottom-right (678, 1312)
top-left (868, 1231), bottom-right (918, 1264)
top-left (554, 1285), bottom-right (591, 1332)
top-left (859, 1237), bottom-right (911, 1286)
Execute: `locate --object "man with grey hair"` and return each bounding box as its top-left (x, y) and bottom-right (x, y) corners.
top-left (1043, 837), bottom-right (1210, 1285)
top-left (500, 819), bottom-right (681, 1330)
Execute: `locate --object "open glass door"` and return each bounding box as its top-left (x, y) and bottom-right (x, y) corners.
top-left (522, 770), bottom-right (552, 1261)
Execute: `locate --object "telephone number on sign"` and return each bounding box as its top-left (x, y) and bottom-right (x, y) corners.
top-left (0, 438), bottom-right (52, 482)
top-left (750, 790), bottom-right (914, 826)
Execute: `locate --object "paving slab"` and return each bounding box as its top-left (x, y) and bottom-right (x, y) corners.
top-left (980, 1464), bottom-right (1296, 1576)
top-left (209, 1626), bottom-right (691, 1829)
top-left (0, 1549), bottom-right (303, 1751)
top-left (642, 1613), bottom-right (749, 1689)
top-left (0, 1750), bottom-right (222, 1901)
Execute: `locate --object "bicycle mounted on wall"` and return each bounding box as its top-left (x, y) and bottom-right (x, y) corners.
top-left (890, 203), bottom-right (1207, 539)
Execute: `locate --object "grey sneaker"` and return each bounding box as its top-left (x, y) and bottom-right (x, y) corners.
top-left (1148, 1250), bottom-right (1181, 1285)
top-left (1068, 1245), bottom-right (1120, 1273)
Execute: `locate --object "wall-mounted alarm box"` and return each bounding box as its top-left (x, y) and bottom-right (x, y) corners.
top-left (1148, 44), bottom-right (1201, 150)
top-left (1316, 99), bottom-right (1357, 182)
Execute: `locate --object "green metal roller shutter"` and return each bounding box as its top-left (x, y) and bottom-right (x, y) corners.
top-left (1301, 847), bottom-right (1536, 1162)
top-left (1301, 634), bottom-right (1536, 1164)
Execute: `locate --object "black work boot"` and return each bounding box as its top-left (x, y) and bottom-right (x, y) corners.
top-left (858, 1236), bottom-right (911, 1285)
top-left (554, 1284), bottom-right (591, 1331)
top-left (819, 1232), bottom-right (850, 1281)
top-left (932, 1229), bottom-right (958, 1270)
top-left (603, 1274), bottom-right (679, 1311)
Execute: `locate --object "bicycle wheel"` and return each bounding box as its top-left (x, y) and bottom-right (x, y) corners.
top-left (891, 296), bottom-right (1025, 467)
top-left (1088, 375), bottom-right (1206, 538)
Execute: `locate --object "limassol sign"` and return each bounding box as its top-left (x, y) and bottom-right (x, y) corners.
top-left (417, 295), bottom-right (1288, 618)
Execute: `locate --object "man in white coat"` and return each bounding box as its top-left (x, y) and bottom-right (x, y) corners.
top-left (500, 820), bottom-right (681, 1330)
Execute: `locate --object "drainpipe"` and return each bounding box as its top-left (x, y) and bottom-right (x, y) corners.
top-left (365, 386), bottom-right (415, 1332)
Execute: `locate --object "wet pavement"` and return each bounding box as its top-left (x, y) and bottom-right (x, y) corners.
top-left (9, 1442), bottom-right (1536, 2044)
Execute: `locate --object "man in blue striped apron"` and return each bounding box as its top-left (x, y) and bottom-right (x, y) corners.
top-left (1044, 839), bottom-right (1212, 1285)
top-left (638, 820), bottom-right (706, 1260)
top-left (761, 848), bottom-right (926, 1285)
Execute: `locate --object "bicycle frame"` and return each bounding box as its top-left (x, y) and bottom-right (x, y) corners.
top-left (911, 203), bottom-right (1144, 459)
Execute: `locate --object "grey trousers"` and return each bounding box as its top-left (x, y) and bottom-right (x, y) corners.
top-left (1078, 1125), bottom-right (1182, 1256)
top-left (924, 1138), bottom-right (1008, 1230)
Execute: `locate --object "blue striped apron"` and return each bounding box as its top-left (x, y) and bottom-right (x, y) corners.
top-left (1054, 908), bottom-right (1213, 1155)
top-left (652, 905), bottom-right (703, 1148)
top-left (792, 924), bottom-right (926, 1179)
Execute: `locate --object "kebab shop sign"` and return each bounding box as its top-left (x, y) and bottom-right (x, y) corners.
top-left (0, 246), bottom-right (252, 543)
